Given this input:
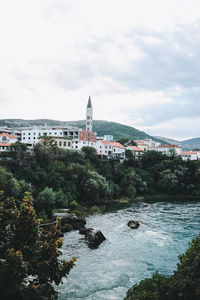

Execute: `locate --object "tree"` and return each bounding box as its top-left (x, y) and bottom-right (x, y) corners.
top-left (83, 171), bottom-right (111, 203)
top-left (0, 167), bottom-right (20, 198)
top-left (36, 187), bottom-right (56, 218)
top-left (0, 193), bottom-right (75, 300)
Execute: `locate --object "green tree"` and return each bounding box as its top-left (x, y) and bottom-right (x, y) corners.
top-left (0, 193), bottom-right (75, 300)
top-left (36, 187), bottom-right (56, 217)
top-left (83, 171), bottom-right (111, 203)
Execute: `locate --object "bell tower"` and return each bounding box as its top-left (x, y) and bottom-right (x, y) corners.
top-left (86, 96), bottom-right (93, 131)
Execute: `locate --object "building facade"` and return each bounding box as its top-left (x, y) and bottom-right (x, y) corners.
top-left (0, 133), bottom-right (18, 152)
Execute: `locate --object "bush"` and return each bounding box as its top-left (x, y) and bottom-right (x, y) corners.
top-left (90, 205), bottom-right (103, 214)
top-left (69, 200), bottom-right (79, 209)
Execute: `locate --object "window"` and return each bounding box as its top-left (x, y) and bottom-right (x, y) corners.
top-left (59, 141), bottom-right (62, 146)
top-left (64, 142), bottom-right (66, 147)
top-left (68, 142), bottom-right (71, 147)
top-left (2, 136), bottom-right (7, 142)
top-left (87, 116), bottom-right (90, 119)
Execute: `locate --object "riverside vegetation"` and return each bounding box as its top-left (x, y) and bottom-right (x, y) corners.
top-left (0, 141), bottom-right (200, 299)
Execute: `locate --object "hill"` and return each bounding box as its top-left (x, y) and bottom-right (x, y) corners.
top-left (0, 119), bottom-right (165, 143)
top-left (181, 137), bottom-right (200, 150)
top-left (154, 135), bottom-right (200, 150)
top-left (154, 136), bottom-right (182, 146)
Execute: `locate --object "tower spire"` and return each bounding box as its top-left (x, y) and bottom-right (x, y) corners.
top-left (86, 96), bottom-right (93, 131)
top-left (87, 96), bottom-right (92, 108)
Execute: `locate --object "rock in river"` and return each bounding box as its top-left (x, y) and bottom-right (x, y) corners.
top-left (84, 229), bottom-right (106, 249)
top-left (127, 220), bottom-right (140, 229)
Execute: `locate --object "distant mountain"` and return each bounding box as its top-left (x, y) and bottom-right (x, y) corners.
top-left (181, 138), bottom-right (200, 150)
top-left (0, 119), bottom-right (165, 144)
top-left (154, 136), bottom-right (200, 150)
top-left (154, 136), bottom-right (182, 146)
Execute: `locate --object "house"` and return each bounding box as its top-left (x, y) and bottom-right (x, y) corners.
top-left (126, 145), bottom-right (143, 159)
top-left (181, 151), bottom-right (200, 161)
top-left (39, 136), bottom-right (72, 150)
top-left (0, 133), bottom-right (18, 152)
top-left (96, 140), bottom-right (125, 159)
top-left (156, 144), bottom-right (182, 156)
top-left (135, 141), bottom-right (149, 152)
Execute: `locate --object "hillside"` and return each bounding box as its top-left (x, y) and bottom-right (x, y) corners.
top-left (0, 119), bottom-right (164, 143)
top-left (181, 137), bottom-right (200, 150)
top-left (155, 135), bottom-right (200, 150)
top-left (154, 136), bottom-right (182, 146)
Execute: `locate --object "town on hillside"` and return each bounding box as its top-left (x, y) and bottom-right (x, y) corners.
top-left (0, 97), bottom-right (199, 161)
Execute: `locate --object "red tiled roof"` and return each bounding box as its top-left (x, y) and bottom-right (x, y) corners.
top-left (181, 151), bottom-right (198, 155)
top-left (111, 142), bottom-right (125, 149)
top-left (127, 146), bottom-right (143, 152)
top-left (101, 140), bottom-right (112, 146)
top-left (158, 144), bottom-right (182, 148)
top-left (0, 143), bottom-right (11, 146)
top-left (100, 141), bottom-right (125, 149)
top-left (0, 132), bottom-right (16, 139)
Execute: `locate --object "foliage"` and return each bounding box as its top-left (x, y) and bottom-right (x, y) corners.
top-left (36, 187), bottom-right (56, 217)
top-left (0, 193), bottom-right (76, 300)
top-left (0, 143), bottom-right (200, 218)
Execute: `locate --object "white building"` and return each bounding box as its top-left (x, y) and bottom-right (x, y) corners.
top-left (0, 133), bottom-right (18, 152)
top-left (181, 151), bottom-right (200, 161)
top-left (135, 139), bottom-right (160, 150)
top-left (20, 126), bottom-right (80, 147)
top-left (96, 140), bottom-right (125, 159)
top-left (156, 144), bottom-right (182, 156)
top-left (126, 145), bottom-right (144, 159)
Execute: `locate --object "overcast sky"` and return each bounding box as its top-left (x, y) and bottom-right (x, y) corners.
top-left (0, 0), bottom-right (200, 140)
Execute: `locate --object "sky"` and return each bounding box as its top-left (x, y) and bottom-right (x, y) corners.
top-left (0, 0), bottom-right (200, 140)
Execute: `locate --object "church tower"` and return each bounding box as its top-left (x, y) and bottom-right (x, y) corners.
top-left (86, 96), bottom-right (93, 131)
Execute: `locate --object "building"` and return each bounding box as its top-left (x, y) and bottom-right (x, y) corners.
top-left (20, 126), bottom-right (80, 148)
top-left (0, 132), bottom-right (18, 152)
top-left (39, 136), bottom-right (73, 150)
top-left (135, 141), bottom-right (149, 152)
top-left (126, 145), bottom-right (144, 159)
top-left (181, 151), bottom-right (200, 161)
top-left (135, 139), bottom-right (160, 151)
top-left (156, 144), bottom-right (182, 156)
top-left (96, 140), bottom-right (125, 159)
top-left (86, 96), bottom-right (93, 132)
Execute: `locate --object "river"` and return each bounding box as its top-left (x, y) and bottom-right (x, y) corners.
top-left (58, 201), bottom-right (200, 299)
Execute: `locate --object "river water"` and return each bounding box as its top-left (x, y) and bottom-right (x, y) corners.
top-left (58, 201), bottom-right (200, 300)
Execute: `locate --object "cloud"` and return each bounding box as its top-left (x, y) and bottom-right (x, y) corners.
top-left (0, 0), bottom-right (200, 139)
